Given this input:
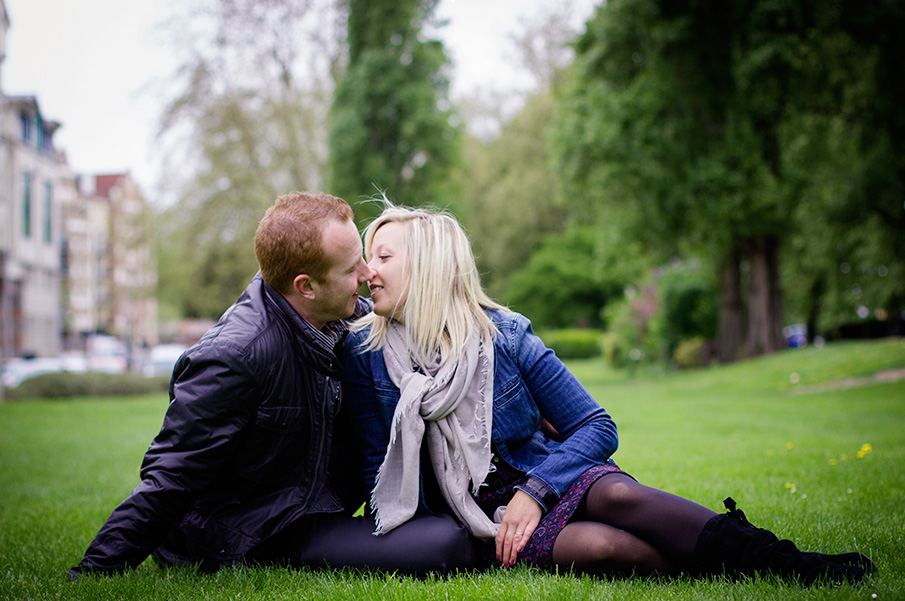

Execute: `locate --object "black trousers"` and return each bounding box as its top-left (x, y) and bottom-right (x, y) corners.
top-left (251, 512), bottom-right (476, 576)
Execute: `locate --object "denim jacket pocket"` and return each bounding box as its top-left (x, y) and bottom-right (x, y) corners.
top-left (493, 377), bottom-right (539, 442)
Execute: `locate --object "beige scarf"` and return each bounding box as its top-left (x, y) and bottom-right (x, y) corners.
top-left (370, 321), bottom-right (499, 540)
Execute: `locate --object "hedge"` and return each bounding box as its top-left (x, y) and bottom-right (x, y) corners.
top-left (4, 371), bottom-right (170, 400)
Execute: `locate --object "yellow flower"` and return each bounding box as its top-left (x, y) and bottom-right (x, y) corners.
top-left (785, 482), bottom-right (796, 489)
top-left (829, 459), bottom-right (838, 466)
top-left (857, 443), bottom-right (872, 459)
top-left (785, 442), bottom-right (794, 451)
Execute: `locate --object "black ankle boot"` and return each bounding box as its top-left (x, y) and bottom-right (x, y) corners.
top-left (694, 497), bottom-right (875, 585)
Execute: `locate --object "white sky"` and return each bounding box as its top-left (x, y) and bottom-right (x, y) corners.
top-left (2, 0), bottom-right (598, 201)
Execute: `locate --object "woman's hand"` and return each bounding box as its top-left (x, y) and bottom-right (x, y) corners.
top-left (496, 490), bottom-right (543, 568)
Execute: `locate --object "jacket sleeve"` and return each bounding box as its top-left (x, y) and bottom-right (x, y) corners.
top-left (340, 334), bottom-right (391, 504)
top-left (506, 314), bottom-right (618, 501)
top-left (70, 346), bottom-right (258, 576)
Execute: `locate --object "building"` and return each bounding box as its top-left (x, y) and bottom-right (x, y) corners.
top-left (0, 1), bottom-right (70, 358)
top-left (0, 1), bottom-right (158, 367)
top-left (60, 175), bottom-right (112, 349)
top-left (64, 173), bottom-right (158, 353)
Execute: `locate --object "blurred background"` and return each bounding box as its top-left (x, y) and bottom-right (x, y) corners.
top-left (0, 0), bottom-right (902, 389)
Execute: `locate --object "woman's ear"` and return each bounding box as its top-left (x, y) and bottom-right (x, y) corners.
top-left (293, 274), bottom-right (317, 300)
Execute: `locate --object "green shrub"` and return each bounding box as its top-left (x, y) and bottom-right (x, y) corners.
top-left (654, 259), bottom-right (718, 358)
top-left (673, 336), bottom-right (709, 369)
top-left (4, 371), bottom-right (170, 400)
top-left (539, 328), bottom-right (604, 359)
top-left (601, 283), bottom-right (660, 367)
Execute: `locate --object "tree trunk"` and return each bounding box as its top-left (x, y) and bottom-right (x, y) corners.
top-left (805, 276), bottom-right (825, 345)
top-left (746, 236), bottom-right (785, 356)
top-left (718, 249), bottom-right (745, 363)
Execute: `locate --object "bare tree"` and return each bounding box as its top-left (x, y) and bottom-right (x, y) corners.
top-left (153, 0), bottom-right (347, 319)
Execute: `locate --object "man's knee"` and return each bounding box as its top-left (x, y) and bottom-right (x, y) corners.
top-left (396, 514), bottom-right (475, 573)
top-left (285, 513), bottom-right (475, 575)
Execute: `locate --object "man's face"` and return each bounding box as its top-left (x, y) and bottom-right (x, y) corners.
top-left (308, 219), bottom-right (372, 327)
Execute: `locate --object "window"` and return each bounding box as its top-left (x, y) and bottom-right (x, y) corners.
top-left (36, 117), bottom-right (45, 150)
top-left (20, 112), bottom-right (32, 143)
top-left (44, 181), bottom-right (53, 243)
top-left (42, 126), bottom-right (53, 152)
top-left (22, 173), bottom-right (32, 238)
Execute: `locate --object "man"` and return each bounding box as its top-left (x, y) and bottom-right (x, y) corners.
top-left (70, 192), bottom-right (473, 577)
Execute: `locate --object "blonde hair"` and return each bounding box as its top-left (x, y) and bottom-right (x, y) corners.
top-left (353, 203), bottom-right (507, 366)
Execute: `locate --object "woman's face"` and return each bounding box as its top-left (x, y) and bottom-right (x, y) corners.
top-left (367, 221), bottom-right (409, 322)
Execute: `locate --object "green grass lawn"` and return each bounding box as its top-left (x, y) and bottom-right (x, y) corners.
top-left (2, 337), bottom-right (903, 600)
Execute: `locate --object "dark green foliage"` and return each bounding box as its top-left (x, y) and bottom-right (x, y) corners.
top-left (600, 259), bottom-right (718, 368)
top-left (329, 0), bottom-right (459, 224)
top-left (555, 0), bottom-right (905, 360)
top-left (4, 373), bottom-right (170, 401)
top-left (537, 329), bottom-right (604, 360)
top-left (655, 259), bottom-right (718, 357)
top-left (504, 227), bottom-right (646, 330)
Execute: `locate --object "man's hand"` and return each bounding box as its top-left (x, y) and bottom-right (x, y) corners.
top-left (496, 489), bottom-right (542, 568)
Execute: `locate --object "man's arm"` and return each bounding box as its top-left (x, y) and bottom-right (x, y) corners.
top-left (70, 350), bottom-right (257, 577)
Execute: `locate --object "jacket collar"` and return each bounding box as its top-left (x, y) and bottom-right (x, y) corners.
top-left (259, 275), bottom-right (369, 377)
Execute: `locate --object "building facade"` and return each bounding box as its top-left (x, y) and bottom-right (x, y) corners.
top-left (80, 174), bottom-right (157, 351)
top-left (1, 2), bottom-right (158, 365)
top-left (0, 86), bottom-right (70, 357)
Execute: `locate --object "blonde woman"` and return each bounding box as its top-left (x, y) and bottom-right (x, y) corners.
top-left (341, 203), bottom-right (874, 583)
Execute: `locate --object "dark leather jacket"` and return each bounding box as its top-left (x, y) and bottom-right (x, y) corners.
top-left (71, 274), bottom-right (370, 574)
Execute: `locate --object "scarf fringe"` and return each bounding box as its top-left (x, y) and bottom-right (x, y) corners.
top-left (372, 322), bottom-right (499, 539)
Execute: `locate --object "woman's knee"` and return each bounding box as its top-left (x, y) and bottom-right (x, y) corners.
top-left (588, 474), bottom-right (645, 514)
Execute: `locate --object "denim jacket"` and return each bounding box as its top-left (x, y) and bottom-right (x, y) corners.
top-left (341, 308), bottom-right (618, 513)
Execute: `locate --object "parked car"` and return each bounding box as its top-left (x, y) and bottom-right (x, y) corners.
top-left (2, 355), bottom-right (87, 388)
top-left (142, 343), bottom-right (188, 378)
top-left (86, 334), bottom-right (129, 374)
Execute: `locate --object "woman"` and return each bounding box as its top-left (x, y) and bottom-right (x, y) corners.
top-left (341, 204), bottom-right (875, 583)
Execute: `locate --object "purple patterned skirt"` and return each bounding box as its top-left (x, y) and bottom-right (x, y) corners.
top-left (473, 460), bottom-right (628, 569)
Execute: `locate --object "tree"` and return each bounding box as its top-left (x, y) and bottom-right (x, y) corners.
top-left (328, 0), bottom-right (458, 224)
top-left (456, 92), bottom-right (567, 300)
top-left (454, 2), bottom-right (593, 302)
top-left (556, 0), bottom-right (901, 361)
top-left (155, 0), bottom-right (345, 319)
top-left (505, 226), bottom-right (647, 330)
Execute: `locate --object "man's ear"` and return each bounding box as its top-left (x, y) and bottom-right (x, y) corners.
top-left (293, 274), bottom-right (317, 300)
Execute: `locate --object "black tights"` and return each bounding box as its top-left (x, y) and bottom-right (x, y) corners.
top-left (551, 474), bottom-right (716, 576)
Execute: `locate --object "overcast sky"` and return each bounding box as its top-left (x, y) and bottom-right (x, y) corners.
top-left (2, 0), bottom-right (597, 200)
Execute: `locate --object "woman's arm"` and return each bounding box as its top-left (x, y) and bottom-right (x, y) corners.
top-left (504, 314), bottom-right (619, 502)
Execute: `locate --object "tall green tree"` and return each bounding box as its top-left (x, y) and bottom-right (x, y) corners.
top-left (557, 0), bottom-right (901, 361)
top-left (329, 0), bottom-right (458, 224)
